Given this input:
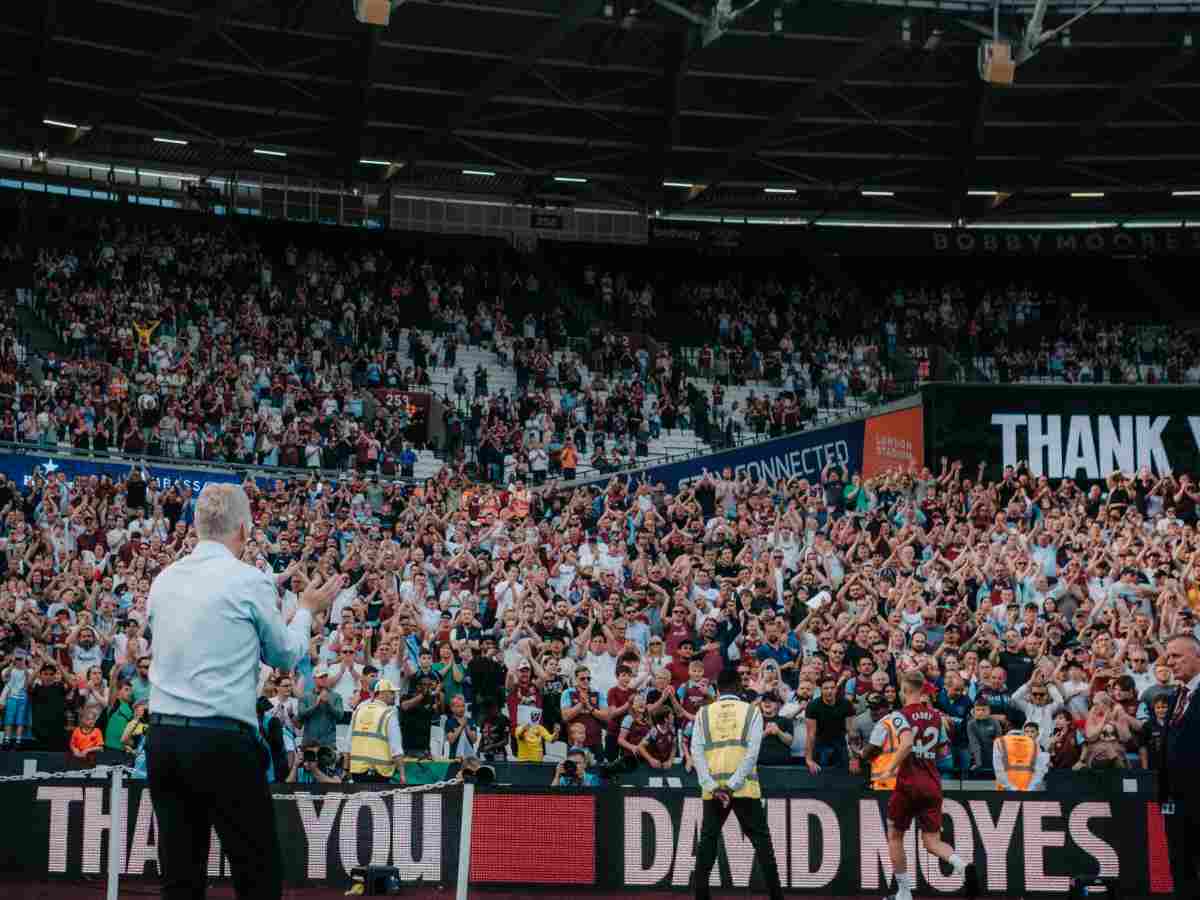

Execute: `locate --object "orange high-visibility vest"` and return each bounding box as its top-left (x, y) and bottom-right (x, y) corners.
top-left (870, 716), bottom-right (901, 791)
top-left (995, 733), bottom-right (1036, 790)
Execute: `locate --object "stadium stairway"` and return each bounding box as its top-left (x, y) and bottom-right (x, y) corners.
top-left (390, 328), bottom-right (879, 486)
top-left (16, 303), bottom-right (66, 358)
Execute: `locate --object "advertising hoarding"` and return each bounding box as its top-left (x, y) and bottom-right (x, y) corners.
top-left (0, 450), bottom-right (246, 495)
top-left (922, 383), bottom-right (1200, 482)
top-left (638, 420), bottom-right (864, 494)
top-left (862, 405), bottom-right (925, 477)
top-left (8, 781), bottom-right (456, 886)
top-left (6, 780), bottom-right (1171, 894)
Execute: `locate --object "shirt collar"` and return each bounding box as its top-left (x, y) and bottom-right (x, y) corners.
top-left (194, 539), bottom-right (236, 559)
top-left (718, 693), bottom-right (740, 701)
top-left (1186, 672), bottom-right (1200, 694)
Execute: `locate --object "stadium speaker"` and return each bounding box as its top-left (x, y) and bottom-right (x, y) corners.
top-left (354, 0), bottom-right (393, 27)
top-left (978, 40), bottom-right (1015, 86)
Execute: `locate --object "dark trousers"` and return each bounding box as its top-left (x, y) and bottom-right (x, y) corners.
top-left (1166, 804), bottom-right (1200, 900)
top-left (693, 796), bottom-right (785, 900)
top-left (813, 740), bottom-right (848, 770)
top-left (147, 725), bottom-right (282, 900)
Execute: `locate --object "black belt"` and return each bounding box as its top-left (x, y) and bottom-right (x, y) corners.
top-left (149, 713), bottom-right (255, 736)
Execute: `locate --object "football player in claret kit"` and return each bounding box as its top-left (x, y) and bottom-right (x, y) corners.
top-left (863, 671), bottom-right (978, 900)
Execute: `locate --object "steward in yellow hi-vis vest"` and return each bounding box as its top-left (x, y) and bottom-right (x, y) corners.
top-left (349, 679), bottom-right (405, 783)
top-left (689, 669), bottom-right (784, 900)
top-left (698, 696), bottom-right (761, 799)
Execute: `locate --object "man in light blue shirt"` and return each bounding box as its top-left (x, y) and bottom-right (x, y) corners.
top-left (146, 483), bottom-right (343, 900)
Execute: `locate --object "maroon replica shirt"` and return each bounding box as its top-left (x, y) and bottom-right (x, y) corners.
top-left (678, 681), bottom-right (714, 717)
top-left (606, 685), bottom-right (636, 736)
top-left (895, 702), bottom-right (948, 797)
top-left (642, 723), bottom-right (676, 765)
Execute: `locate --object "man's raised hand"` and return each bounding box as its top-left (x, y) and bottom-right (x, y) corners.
top-left (299, 574), bottom-right (347, 614)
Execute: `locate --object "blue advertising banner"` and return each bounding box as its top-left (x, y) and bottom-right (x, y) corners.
top-left (639, 419), bottom-right (866, 494)
top-left (0, 450), bottom-right (248, 494)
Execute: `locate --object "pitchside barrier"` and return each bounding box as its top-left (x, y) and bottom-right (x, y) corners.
top-left (0, 765), bottom-right (1176, 898)
top-left (0, 747), bottom-right (1160, 793)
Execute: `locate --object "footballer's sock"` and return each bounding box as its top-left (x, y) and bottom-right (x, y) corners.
top-left (963, 861), bottom-right (980, 899)
top-left (948, 853), bottom-right (966, 875)
top-left (895, 872), bottom-right (915, 900)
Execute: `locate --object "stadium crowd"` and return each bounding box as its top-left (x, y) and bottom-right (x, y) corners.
top-left (19, 220), bottom-right (503, 471)
top-left (0, 445), bottom-right (1192, 786)
top-left (10, 219), bottom-right (880, 480)
top-left (859, 280), bottom-right (1194, 386)
top-left (0, 216), bottom-right (1194, 788)
top-left (10, 220), bottom-right (1198, 495)
top-left (613, 264), bottom-right (1196, 389)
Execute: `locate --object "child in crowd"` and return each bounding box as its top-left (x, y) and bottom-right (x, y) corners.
top-left (967, 697), bottom-right (1001, 775)
top-left (70, 704), bottom-right (104, 766)
top-left (2, 650), bottom-right (30, 747)
top-left (1142, 695), bottom-right (1171, 769)
top-left (514, 713), bottom-right (558, 762)
top-left (676, 660), bottom-right (714, 729)
top-left (617, 694), bottom-right (652, 762)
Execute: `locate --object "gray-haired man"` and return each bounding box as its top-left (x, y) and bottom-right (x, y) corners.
top-left (147, 483), bottom-right (344, 900)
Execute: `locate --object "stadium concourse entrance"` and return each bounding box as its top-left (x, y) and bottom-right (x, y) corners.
top-left (0, 760), bottom-right (1166, 899)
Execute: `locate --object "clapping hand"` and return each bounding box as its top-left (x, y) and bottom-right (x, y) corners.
top-left (298, 573), bottom-right (347, 614)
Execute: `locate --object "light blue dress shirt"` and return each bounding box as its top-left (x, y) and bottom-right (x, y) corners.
top-left (147, 540), bottom-right (312, 729)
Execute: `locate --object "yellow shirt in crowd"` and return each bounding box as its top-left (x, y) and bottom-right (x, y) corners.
top-left (514, 724), bottom-right (554, 762)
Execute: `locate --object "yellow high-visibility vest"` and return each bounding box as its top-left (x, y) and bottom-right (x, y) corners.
top-left (995, 733), bottom-right (1036, 791)
top-left (349, 700), bottom-right (397, 777)
top-left (870, 716), bottom-right (901, 791)
top-left (699, 698), bottom-right (761, 800)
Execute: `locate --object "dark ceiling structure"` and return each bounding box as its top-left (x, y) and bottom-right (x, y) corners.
top-left (3, 0), bottom-right (1200, 222)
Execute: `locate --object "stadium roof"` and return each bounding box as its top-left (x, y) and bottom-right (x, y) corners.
top-left (4, 0), bottom-right (1200, 223)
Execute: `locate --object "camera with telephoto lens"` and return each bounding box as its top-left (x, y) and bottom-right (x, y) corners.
top-left (458, 756), bottom-right (496, 785)
top-left (561, 759), bottom-right (577, 776)
top-left (303, 746), bottom-right (338, 773)
top-left (595, 755), bottom-right (638, 781)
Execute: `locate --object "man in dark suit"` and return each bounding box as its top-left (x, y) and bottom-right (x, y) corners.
top-left (1162, 633), bottom-right (1200, 899)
